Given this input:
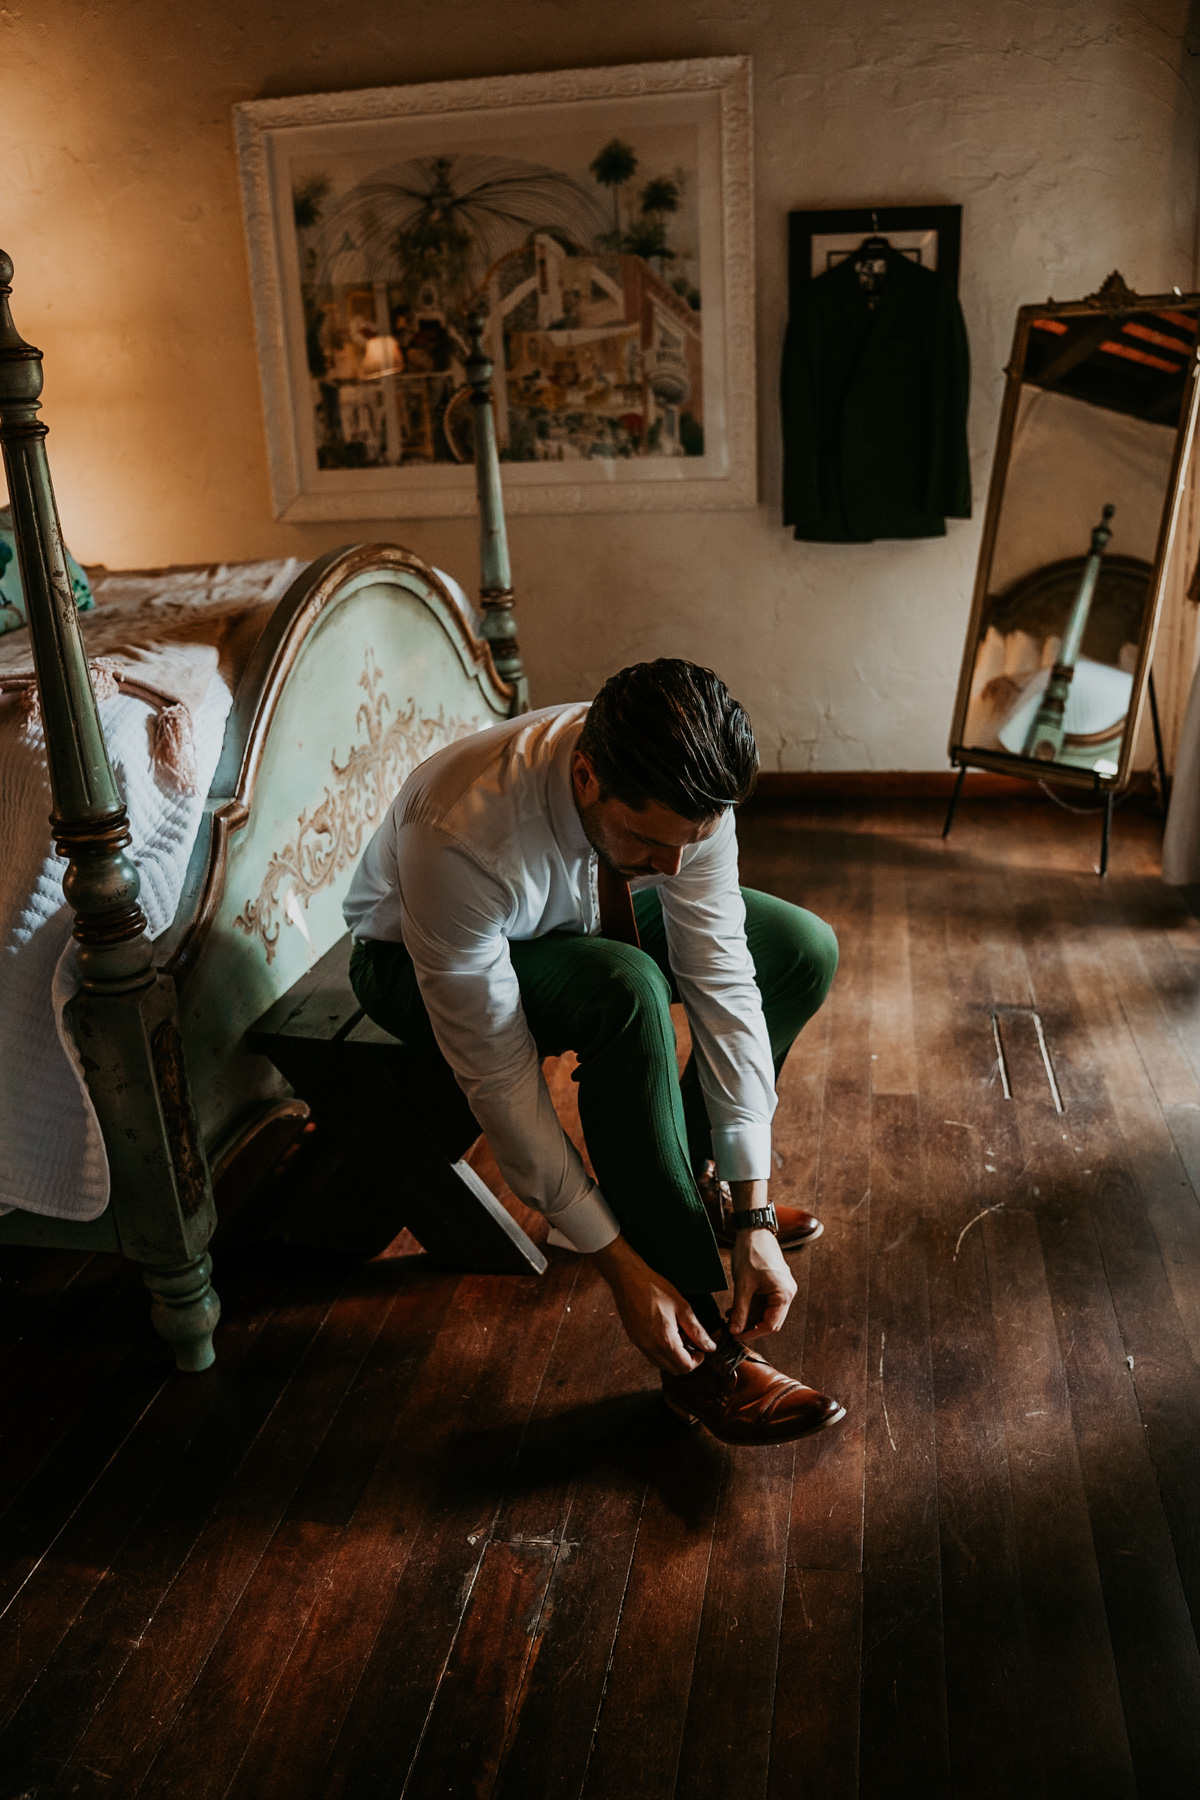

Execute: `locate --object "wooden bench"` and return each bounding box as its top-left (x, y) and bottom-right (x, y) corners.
top-left (248, 935), bottom-right (546, 1275)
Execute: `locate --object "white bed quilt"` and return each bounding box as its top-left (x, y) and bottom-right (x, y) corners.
top-left (0, 553), bottom-right (472, 1222)
top-left (0, 555), bottom-right (313, 1223)
top-left (0, 664), bottom-right (234, 1220)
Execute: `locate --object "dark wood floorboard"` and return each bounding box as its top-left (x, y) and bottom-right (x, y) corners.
top-left (315, 1269), bottom-right (574, 1798)
top-left (1005, 865), bottom-right (1200, 1793)
top-left (858, 1091), bottom-right (950, 1800)
top-left (963, 860), bottom-right (1142, 1797)
top-left (0, 1247), bottom-right (99, 1378)
top-left (219, 1268), bottom-right (464, 1800)
top-left (1, 798), bottom-right (1199, 1799)
top-left (0, 1271), bottom-right (159, 1594)
top-left (578, 1424), bottom-right (723, 1800)
top-left (59, 1276), bottom-right (394, 1794)
top-left (787, 821), bottom-right (870, 1578)
top-left (489, 1296), bottom-right (650, 1800)
top-left (910, 860), bottom-right (1046, 1799)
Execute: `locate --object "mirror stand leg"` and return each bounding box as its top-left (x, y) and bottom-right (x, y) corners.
top-left (1148, 670), bottom-right (1169, 811)
top-left (1099, 790), bottom-right (1114, 877)
top-left (942, 765), bottom-right (967, 839)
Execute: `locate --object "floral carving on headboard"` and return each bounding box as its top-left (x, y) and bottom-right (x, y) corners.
top-left (235, 648), bottom-right (480, 962)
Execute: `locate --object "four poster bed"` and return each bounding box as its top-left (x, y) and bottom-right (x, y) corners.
top-left (0, 249), bottom-right (535, 1371)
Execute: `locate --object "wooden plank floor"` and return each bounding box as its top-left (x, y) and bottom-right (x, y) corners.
top-left (3, 795), bottom-right (1200, 1797)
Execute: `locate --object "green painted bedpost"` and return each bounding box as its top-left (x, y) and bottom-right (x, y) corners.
top-left (466, 313), bottom-right (528, 714)
top-left (0, 250), bottom-right (219, 1372)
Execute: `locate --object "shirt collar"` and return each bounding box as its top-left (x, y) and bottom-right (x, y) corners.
top-left (547, 714), bottom-right (592, 861)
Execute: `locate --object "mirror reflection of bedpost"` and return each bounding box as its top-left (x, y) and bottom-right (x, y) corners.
top-left (946, 273), bottom-right (1200, 873)
top-left (0, 249), bottom-right (220, 1370)
top-left (1022, 503), bottom-right (1116, 761)
top-left (466, 312), bottom-right (529, 715)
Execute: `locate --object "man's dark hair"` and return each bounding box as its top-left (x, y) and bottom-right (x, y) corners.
top-left (579, 659), bottom-right (758, 820)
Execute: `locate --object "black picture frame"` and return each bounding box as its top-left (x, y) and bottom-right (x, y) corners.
top-left (787, 205), bottom-right (963, 297)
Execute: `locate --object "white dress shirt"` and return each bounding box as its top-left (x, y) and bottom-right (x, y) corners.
top-left (343, 703), bottom-right (776, 1253)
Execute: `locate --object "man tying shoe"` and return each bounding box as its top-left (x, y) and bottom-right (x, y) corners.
top-left (343, 659), bottom-right (844, 1446)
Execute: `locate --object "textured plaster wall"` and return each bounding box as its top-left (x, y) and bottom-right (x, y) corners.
top-left (2, 0), bottom-right (1198, 769)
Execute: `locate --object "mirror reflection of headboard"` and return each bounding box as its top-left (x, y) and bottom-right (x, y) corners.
top-left (948, 273), bottom-right (1200, 793)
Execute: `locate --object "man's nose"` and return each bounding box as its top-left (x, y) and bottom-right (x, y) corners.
top-left (651, 845), bottom-right (685, 876)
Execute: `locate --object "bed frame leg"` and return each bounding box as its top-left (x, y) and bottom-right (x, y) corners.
top-left (0, 249), bottom-right (222, 1368)
top-left (466, 312), bottom-right (528, 714)
top-left (142, 1253), bottom-right (221, 1373)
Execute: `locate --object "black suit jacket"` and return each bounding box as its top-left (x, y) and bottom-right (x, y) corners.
top-left (781, 248), bottom-right (971, 541)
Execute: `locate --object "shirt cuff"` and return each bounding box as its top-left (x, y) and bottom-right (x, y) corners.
top-left (546, 1183), bottom-right (620, 1253)
top-left (711, 1122), bottom-right (773, 1184)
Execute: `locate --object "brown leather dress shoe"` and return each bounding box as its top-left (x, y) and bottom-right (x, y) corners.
top-left (661, 1332), bottom-right (845, 1446)
top-left (697, 1162), bottom-right (824, 1251)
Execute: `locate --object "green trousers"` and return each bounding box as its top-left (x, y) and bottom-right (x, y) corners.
top-left (349, 888), bottom-right (838, 1297)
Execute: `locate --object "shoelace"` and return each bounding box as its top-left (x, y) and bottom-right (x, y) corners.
top-left (711, 1332), bottom-right (749, 1375)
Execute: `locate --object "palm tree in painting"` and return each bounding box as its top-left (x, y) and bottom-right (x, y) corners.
top-left (589, 138), bottom-right (638, 242)
top-left (312, 153), bottom-right (609, 313)
top-left (639, 177), bottom-right (680, 227)
top-left (293, 174), bottom-right (331, 231)
top-left (633, 176), bottom-right (681, 275)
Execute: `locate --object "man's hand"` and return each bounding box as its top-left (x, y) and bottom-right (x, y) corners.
top-left (727, 1179), bottom-right (797, 1342)
top-left (588, 1234), bottom-right (717, 1374)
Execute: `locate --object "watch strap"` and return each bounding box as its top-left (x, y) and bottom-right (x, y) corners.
top-left (729, 1204), bottom-right (779, 1236)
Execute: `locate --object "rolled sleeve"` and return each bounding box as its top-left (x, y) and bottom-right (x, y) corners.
top-left (546, 1187), bottom-right (620, 1253)
top-left (659, 810), bottom-right (777, 1176)
top-left (710, 1121), bottom-right (774, 1184)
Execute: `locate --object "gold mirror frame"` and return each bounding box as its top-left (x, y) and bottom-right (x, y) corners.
top-left (948, 273), bottom-right (1200, 792)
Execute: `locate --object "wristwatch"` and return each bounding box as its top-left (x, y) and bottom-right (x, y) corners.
top-left (729, 1204), bottom-right (779, 1236)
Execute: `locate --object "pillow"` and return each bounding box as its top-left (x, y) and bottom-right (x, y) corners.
top-left (0, 505), bottom-right (94, 636)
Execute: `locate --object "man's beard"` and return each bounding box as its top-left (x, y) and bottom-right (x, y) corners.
top-left (575, 795), bottom-right (653, 880)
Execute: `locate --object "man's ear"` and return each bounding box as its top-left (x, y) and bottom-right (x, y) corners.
top-left (572, 746), bottom-right (601, 804)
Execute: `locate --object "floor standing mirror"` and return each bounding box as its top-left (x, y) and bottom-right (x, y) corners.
top-left (946, 273), bottom-right (1200, 872)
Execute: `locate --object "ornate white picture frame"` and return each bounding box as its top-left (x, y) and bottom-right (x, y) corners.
top-left (234, 57), bottom-right (755, 521)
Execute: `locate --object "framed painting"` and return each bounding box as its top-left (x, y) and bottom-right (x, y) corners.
top-left (234, 57), bottom-right (755, 520)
